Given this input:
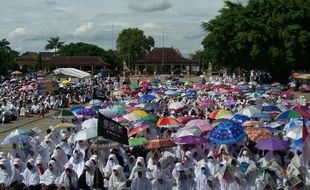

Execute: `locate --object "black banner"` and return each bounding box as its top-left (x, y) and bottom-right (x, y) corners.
top-left (98, 111), bottom-right (129, 145)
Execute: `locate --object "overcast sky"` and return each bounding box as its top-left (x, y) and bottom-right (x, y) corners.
top-left (0, 0), bottom-right (231, 56)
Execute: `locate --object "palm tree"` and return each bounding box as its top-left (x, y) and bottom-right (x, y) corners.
top-left (0, 39), bottom-right (12, 52)
top-left (45, 37), bottom-right (64, 53)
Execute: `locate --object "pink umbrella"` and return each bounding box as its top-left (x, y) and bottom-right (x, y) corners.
top-left (185, 119), bottom-right (213, 132)
top-left (230, 88), bottom-right (241, 94)
top-left (281, 91), bottom-right (294, 99)
top-left (199, 100), bottom-right (214, 108)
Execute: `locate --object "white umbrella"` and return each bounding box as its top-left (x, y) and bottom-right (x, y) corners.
top-left (286, 127), bottom-right (302, 140)
top-left (174, 126), bottom-right (202, 138)
top-left (74, 127), bottom-right (97, 141)
top-left (123, 113), bottom-right (140, 121)
top-left (168, 102), bottom-right (186, 110)
top-left (81, 118), bottom-right (97, 129)
top-left (267, 121), bottom-right (284, 128)
top-left (238, 106), bottom-right (261, 117)
top-left (99, 109), bottom-right (119, 118)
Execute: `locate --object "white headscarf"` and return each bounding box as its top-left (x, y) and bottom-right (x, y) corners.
top-left (108, 165), bottom-right (126, 190)
top-left (58, 163), bottom-right (79, 189)
top-left (85, 160), bottom-right (95, 188)
top-left (0, 159), bottom-right (12, 186)
top-left (152, 172), bottom-right (172, 190)
top-left (103, 154), bottom-right (119, 175)
top-left (130, 166), bottom-right (152, 190)
top-left (22, 159), bottom-right (40, 187)
top-left (40, 160), bottom-right (60, 185)
top-left (68, 149), bottom-right (84, 177)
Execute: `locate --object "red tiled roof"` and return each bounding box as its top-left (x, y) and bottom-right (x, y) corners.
top-left (134, 47), bottom-right (197, 65)
top-left (43, 56), bottom-right (108, 67)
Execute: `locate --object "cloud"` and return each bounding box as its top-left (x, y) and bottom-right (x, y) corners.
top-left (8, 27), bottom-right (26, 39)
top-left (128, 0), bottom-right (172, 12)
top-left (183, 32), bottom-right (204, 40)
top-left (140, 22), bottom-right (158, 29)
top-left (74, 22), bottom-right (94, 36)
top-left (45, 0), bottom-right (56, 5)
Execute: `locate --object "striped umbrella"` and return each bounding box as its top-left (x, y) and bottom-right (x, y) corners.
top-left (276, 110), bottom-right (302, 120)
top-left (209, 109), bottom-right (233, 120)
top-left (157, 117), bottom-right (181, 128)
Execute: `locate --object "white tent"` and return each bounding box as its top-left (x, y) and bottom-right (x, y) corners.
top-left (53, 68), bottom-right (91, 79)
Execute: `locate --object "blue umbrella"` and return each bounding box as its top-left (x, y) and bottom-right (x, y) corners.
top-left (143, 102), bottom-right (159, 111)
top-left (208, 121), bottom-right (245, 144)
top-left (291, 138), bottom-right (302, 151)
top-left (252, 112), bottom-right (272, 119)
top-left (76, 108), bottom-right (97, 116)
top-left (262, 105), bottom-right (281, 112)
top-left (2, 135), bottom-right (32, 144)
top-left (231, 114), bottom-right (251, 123)
top-left (138, 95), bottom-right (156, 103)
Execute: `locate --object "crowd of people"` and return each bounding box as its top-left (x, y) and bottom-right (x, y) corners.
top-left (0, 71), bottom-right (309, 190)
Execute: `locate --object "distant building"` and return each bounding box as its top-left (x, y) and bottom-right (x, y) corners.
top-left (42, 56), bottom-right (108, 74)
top-left (16, 52), bottom-right (40, 70)
top-left (134, 47), bottom-right (198, 74)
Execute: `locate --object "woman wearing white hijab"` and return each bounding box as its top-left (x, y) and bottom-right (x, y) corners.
top-left (68, 149), bottom-right (85, 177)
top-left (40, 160), bottom-right (60, 190)
top-left (40, 136), bottom-right (56, 156)
top-left (183, 151), bottom-right (197, 170)
top-left (152, 172), bottom-right (172, 190)
top-left (130, 166), bottom-right (152, 190)
top-left (52, 145), bottom-right (68, 166)
top-left (58, 163), bottom-right (79, 190)
top-left (0, 159), bottom-right (12, 188)
top-left (108, 165), bottom-right (126, 190)
top-left (22, 159), bottom-right (41, 190)
top-left (195, 160), bottom-right (211, 190)
top-left (129, 157), bottom-right (150, 180)
top-left (172, 162), bottom-right (196, 190)
top-left (103, 154), bottom-right (119, 177)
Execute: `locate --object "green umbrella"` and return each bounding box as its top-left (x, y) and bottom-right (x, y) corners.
top-left (54, 110), bottom-right (74, 117)
top-left (7, 128), bottom-right (34, 138)
top-left (128, 137), bottom-right (148, 147)
top-left (139, 115), bottom-right (158, 123)
top-left (129, 84), bottom-right (139, 90)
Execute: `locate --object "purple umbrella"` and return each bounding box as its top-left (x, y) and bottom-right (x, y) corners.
top-left (174, 135), bottom-right (207, 144)
top-left (76, 108), bottom-right (97, 116)
top-left (224, 99), bottom-right (236, 107)
top-left (255, 138), bottom-right (289, 151)
top-left (101, 102), bottom-right (114, 109)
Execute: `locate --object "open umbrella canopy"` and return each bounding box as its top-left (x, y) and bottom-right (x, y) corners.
top-left (209, 109), bottom-right (233, 120)
top-left (276, 110), bottom-right (302, 120)
top-left (145, 138), bottom-right (176, 149)
top-left (176, 115), bottom-right (196, 124)
top-left (238, 106), bottom-right (261, 118)
top-left (248, 92), bottom-right (262, 99)
top-left (88, 99), bottom-right (103, 106)
top-left (199, 100), bottom-right (214, 108)
top-left (245, 127), bottom-right (272, 143)
top-left (76, 108), bottom-right (97, 116)
top-left (128, 125), bottom-right (149, 137)
top-left (74, 127), bottom-right (97, 141)
top-left (2, 135), bottom-right (32, 144)
top-left (54, 110), bottom-right (74, 117)
top-left (54, 122), bottom-right (75, 129)
top-left (231, 114), bottom-right (251, 123)
top-left (208, 121), bottom-right (245, 144)
top-left (113, 90), bottom-right (125, 96)
top-left (138, 94), bottom-right (156, 103)
top-left (174, 136), bottom-right (207, 144)
top-left (175, 126), bottom-right (202, 137)
top-left (7, 128), bottom-right (34, 138)
top-left (70, 106), bottom-right (84, 114)
top-left (185, 119), bottom-right (213, 132)
top-left (139, 115), bottom-right (158, 123)
top-left (168, 102), bottom-right (186, 110)
top-left (81, 118), bottom-right (97, 129)
top-left (224, 99), bottom-right (236, 107)
top-left (286, 127), bottom-right (302, 140)
top-left (111, 105), bottom-right (126, 114)
top-left (255, 138), bottom-right (289, 151)
top-left (128, 137), bottom-right (148, 146)
top-left (157, 117), bottom-right (181, 128)
top-left (262, 105), bottom-right (281, 113)
top-left (292, 105), bottom-right (310, 118)
top-left (98, 109), bottom-right (119, 118)
top-left (123, 110), bottom-right (148, 121)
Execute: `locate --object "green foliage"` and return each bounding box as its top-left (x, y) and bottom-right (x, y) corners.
top-left (58, 42), bottom-right (120, 70)
top-left (116, 28), bottom-right (155, 69)
top-left (45, 37), bottom-right (64, 53)
top-left (201, 0), bottom-right (310, 82)
top-left (0, 39), bottom-right (19, 74)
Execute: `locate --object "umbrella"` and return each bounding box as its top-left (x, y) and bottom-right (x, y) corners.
top-left (267, 121), bottom-right (284, 128)
top-left (157, 117), bottom-right (181, 128)
top-left (54, 110), bottom-right (74, 117)
top-left (231, 114), bottom-right (250, 123)
top-left (168, 102), bottom-right (186, 110)
top-left (238, 106), bottom-right (261, 117)
top-left (249, 92), bottom-right (262, 99)
top-left (292, 105), bottom-right (310, 118)
top-left (123, 110), bottom-right (148, 122)
top-left (176, 115), bottom-right (196, 124)
top-left (143, 102), bottom-right (159, 111)
top-left (281, 91), bottom-right (294, 99)
top-left (209, 109), bottom-right (233, 120)
top-left (255, 138), bottom-right (289, 151)
top-left (138, 94), bottom-right (156, 103)
top-left (165, 90), bottom-right (180, 96)
top-left (128, 125), bottom-right (149, 137)
top-left (81, 118), bottom-right (97, 129)
top-left (7, 128), bottom-right (34, 138)
top-left (113, 117), bottom-right (128, 123)
top-left (111, 105), bottom-right (126, 114)
top-left (276, 110), bottom-right (302, 120)
top-left (262, 105), bottom-right (281, 113)
top-left (185, 119), bottom-right (213, 132)
top-left (2, 135), bottom-right (32, 144)
top-left (174, 136), bottom-right (207, 144)
top-left (131, 109), bottom-right (148, 117)
top-left (242, 121), bottom-right (263, 127)
top-left (54, 123), bottom-right (75, 129)
top-left (70, 106), bottom-right (84, 114)
top-left (76, 108), bottom-right (97, 116)
top-left (11, 71), bottom-right (22, 76)
top-left (286, 127), bottom-right (302, 140)
top-left (113, 90), bottom-right (125, 96)
top-left (98, 109), bottom-right (118, 118)
top-left (284, 119), bottom-right (303, 130)
top-left (128, 137), bottom-right (148, 146)
top-left (224, 99), bottom-right (236, 107)
top-left (88, 99), bottom-right (103, 106)
top-left (208, 121), bottom-right (245, 144)
top-left (145, 138), bottom-right (176, 149)
top-left (74, 127), bottom-right (97, 141)
top-left (139, 115), bottom-right (158, 123)
top-left (245, 127), bottom-right (272, 143)
top-left (199, 100), bottom-right (214, 108)
top-left (175, 126), bottom-right (202, 137)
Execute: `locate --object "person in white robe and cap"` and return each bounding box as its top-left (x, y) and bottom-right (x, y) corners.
top-left (152, 172), bottom-right (172, 190)
top-left (108, 165), bottom-right (127, 190)
top-left (58, 163), bottom-right (79, 190)
top-left (40, 160), bottom-right (60, 190)
top-left (130, 166), bottom-right (152, 190)
top-left (22, 159), bottom-right (41, 190)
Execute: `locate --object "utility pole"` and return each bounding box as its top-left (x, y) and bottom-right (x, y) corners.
top-left (161, 21), bottom-right (165, 74)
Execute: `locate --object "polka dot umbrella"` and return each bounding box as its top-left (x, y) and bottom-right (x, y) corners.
top-left (208, 121), bottom-right (245, 144)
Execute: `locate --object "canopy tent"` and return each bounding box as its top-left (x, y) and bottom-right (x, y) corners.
top-left (53, 68), bottom-right (91, 79)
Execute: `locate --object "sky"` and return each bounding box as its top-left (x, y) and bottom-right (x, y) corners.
top-left (0, 0), bottom-right (233, 56)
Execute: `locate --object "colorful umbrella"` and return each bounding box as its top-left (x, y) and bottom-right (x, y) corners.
top-left (245, 127), bottom-right (272, 143)
top-left (231, 114), bottom-right (250, 123)
top-left (98, 109), bottom-right (119, 118)
top-left (7, 128), bottom-right (34, 138)
top-left (198, 100), bottom-right (214, 108)
top-left (176, 115), bottom-right (196, 124)
top-left (174, 136), bottom-right (207, 144)
top-left (185, 119), bottom-right (213, 132)
top-left (76, 108), bottom-right (97, 116)
top-left (208, 121), bottom-right (245, 144)
top-left (138, 94), bottom-right (156, 103)
top-left (128, 125), bottom-right (149, 137)
top-left (262, 105), bottom-right (281, 113)
top-left (139, 115), bottom-right (158, 123)
top-left (286, 127), bottom-right (302, 140)
top-left (224, 99), bottom-right (236, 107)
top-left (157, 117), bottom-right (181, 128)
top-left (128, 137), bottom-right (148, 146)
top-left (249, 92), bottom-right (262, 99)
top-left (70, 106), bottom-right (84, 114)
top-left (145, 138), bottom-right (176, 149)
top-left (255, 138), bottom-right (289, 151)
top-left (88, 99), bottom-right (103, 106)
top-left (242, 121), bottom-right (263, 127)
top-left (209, 109), bottom-right (233, 120)
top-left (292, 105), bottom-right (310, 118)
top-left (111, 105), bottom-right (126, 114)
top-left (54, 110), bottom-right (74, 117)
top-left (54, 123), bottom-right (75, 129)
top-left (168, 102), bottom-right (186, 110)
top-left (276, 110), bottom-right (302, 120)
top-left (238, 106), bottom-right (261, 118)
top-left (131, 109), bottom-right (148, 117)
top-left (113, 117), bottom-right (128, 123)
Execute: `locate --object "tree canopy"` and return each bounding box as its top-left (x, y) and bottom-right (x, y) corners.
top-left (45, 37), bottom-right (64, 53)
top-left (0, 39), bottom-right (19, 74)
top-left (201, 0), bottom-right (310, 82)
top-left (58, 42), bottom-right (120, 70)
top-left (116, 28), bottom-right (155, 69)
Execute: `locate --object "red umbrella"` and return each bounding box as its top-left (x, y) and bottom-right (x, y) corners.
top-left (145, 138), bottom-right (176, 149)
top-left (176, 115), bottom-right (196, 124)
top-left (128, 126), bottom-right (148, 137)
top-left (157, 117), bottom-right (181, 128)
top-left (292, 105), bottom-right (310, 118)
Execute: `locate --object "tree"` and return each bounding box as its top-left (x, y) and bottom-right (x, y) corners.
top-left (0, 39), bottom-right (19, 74)
top-left (116, 28), bottom-right (155, 70)
top-left (201, 0), bottom-right (310, 82)
top-left (58, 42), bottom-right (121, 70)
top-left (45, 37), bottom-right (64, 53)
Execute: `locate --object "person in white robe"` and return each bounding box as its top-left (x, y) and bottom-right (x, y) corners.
top-left (22, 159), bottom-right (41, 190)
top-left (152, 172), bottom-right (172, 190)
top-left (10, 143), bottom-right (26, 161)
top-left (195, 160), bottom-right (211, 190)
top-left (129, 157), bottom-right (151, 180)
top-left (40, 136), bottom-right (56, 156)
top-left (68, 149), bottom-right (85, 177)
top-left (108, 165), bottom-right (127, 190)
top-left (183, 151), bottom-right (197, 171)
top-left (58, 163), bottom-right (79, 190)
top-left (206, 152), bottom-right (220, 176)
top-left (10, 158), bottom-right (23, 186)
top-left (172, 162), bottom-right (196, 190)
top-left (130, 166), bottom-right (152, 190)
top-left (0, 159), bottom-right (12, 188)
top-left (78, 160), bottom-right (95, 190)
top-left (36, 156), bottom-right (46, 177)
top-left (103, 154), bottom-right (119, 177)
top-left (40, 160), bottom-right (60, 189)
